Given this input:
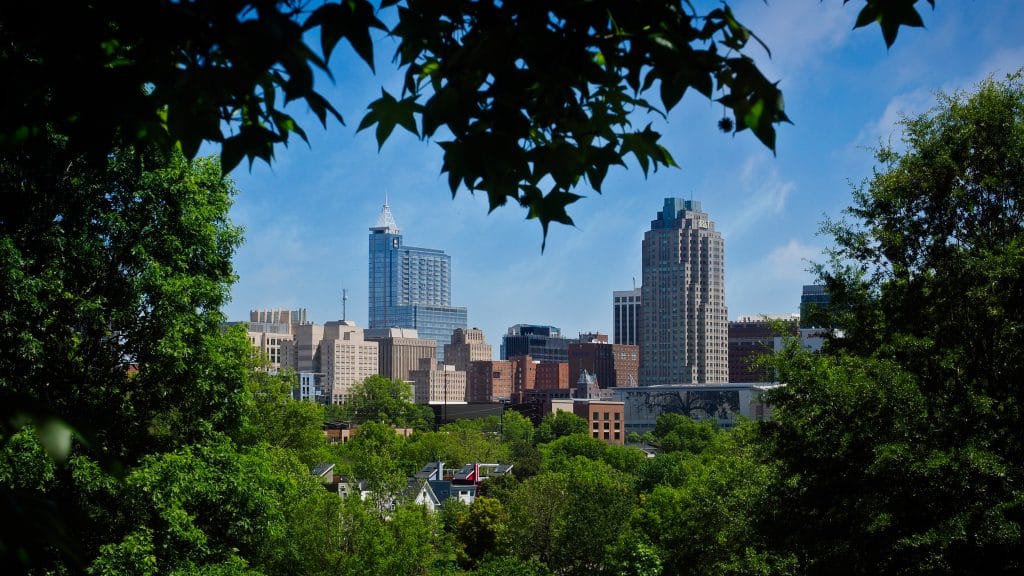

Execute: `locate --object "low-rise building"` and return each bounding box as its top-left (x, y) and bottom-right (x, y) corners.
top-left (549, 398), bottom-right (626, 445)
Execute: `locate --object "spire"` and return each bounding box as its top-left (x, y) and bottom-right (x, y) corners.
top-left (371, 197), bottom-right (400, 233)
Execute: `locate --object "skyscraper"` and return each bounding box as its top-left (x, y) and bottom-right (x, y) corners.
top-left (640, 198), bottom-right (728, 385)
top-left (612, 288), bottom-right (641, 345)
top-left (368, 201), bottom-right (468, 361)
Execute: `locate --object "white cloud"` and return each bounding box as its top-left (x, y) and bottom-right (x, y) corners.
top-left (720, 155), bottom-right (795, 239)
top-left (732, 0), bottom-right (852, 83)
top-left (852, 87), bottom-right (935, 152)
top-left (853, 45), bottom-right (1024, 155)
top-left (728, 239), bottom-right (822, 318)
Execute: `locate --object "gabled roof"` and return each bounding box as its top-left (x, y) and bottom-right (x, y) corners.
top-left (405, 478), bottom-right (440, 508)
top-left (311, 462), bottom-right (335, 479)
top-left (415, 461), bottom-right (445, 481)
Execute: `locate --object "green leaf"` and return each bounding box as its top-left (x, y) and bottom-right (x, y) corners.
top-left (619, 125), bottom-right (677, 176)
top-left (358, 89), bottom-right (421, 150)
top-left (524, 186), bottom-right (581, 252)
top-left (853, 0), bottom-right (928, 48)
top-left (305, 0), bottom-right (386, 69)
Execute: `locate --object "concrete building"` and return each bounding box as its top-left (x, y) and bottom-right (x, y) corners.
top-left (568, 337), bottom-right (639, 389)
top-left (728, 315), bottom-right (798, 383)
top-left (319, 321), bottom-right (378, 404)
top-left (282, 322), bottom-right (325, 374)
top-left (612, 383), bottom-right (778, 434)
top-left (367, 327), bottom-right (437, 383)
top-left (411, 358), bottom-right (467, 405)
top-left (613, 288), bottom-right (641, 345)
top-left (444, 327), bottom-right (493, 371)
top-left (368, 201), bottom-right (468, 361)
top-left (230, 308), bottom-right (308, 372)
top-left (467, 360), bottom-right (514, 403)
top-left (501, 324), bottom-right (570, 363)
top-left (640, 198), bottom-right (728, 385)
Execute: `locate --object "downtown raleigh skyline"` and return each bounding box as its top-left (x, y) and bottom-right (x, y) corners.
top-left (237, 196), bottom-right (782, 394)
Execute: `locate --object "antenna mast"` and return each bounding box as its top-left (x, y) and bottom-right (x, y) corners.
top-left (341, 288), bottom-right (348, 321)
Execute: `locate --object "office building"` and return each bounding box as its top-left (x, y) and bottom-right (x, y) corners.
top-left (467, 360), bottom-right (514, 403)
top-left (282, 322), bottom-right (325, 374)
top-left (501, 324), bottom-right (570, 363)
top-left (318, 321), bottom-right (378, 404)
top-left (640, 198), bottom-right (728, 385)
top-left (728, 315), bottom-right (798, 383)
top-left (444, 327), bottom-right (493, 371)
top-left (368, 201), bottom-right (468, 361)
top-left (568, 337), bottom-right (639, 389)
top-left (613, 288), bottom-right (641, 345)
top-left (366, 327), bottom-right (437, 383)
top-left (535, 361), bottom-right (569, 391)
top-left (613, 383), bottom-right (778, 434)
top-left (228, 308), bottom-right (309, 372)
top-left (411, 359), bottom-right (467, 404)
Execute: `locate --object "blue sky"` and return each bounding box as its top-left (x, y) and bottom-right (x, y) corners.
top-left (223, 1), bottom-right (1024, 352)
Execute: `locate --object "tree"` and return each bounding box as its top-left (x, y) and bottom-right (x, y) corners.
top-left (234, 368), bottom-right (328, 467)
top-left (84, 437), bottom-right (347, 576)
top-left (631, 420), bottom-right (787, 576)
top-left (334, 496), bottom-right (449, 576)
top-left (650, 412), bottom-right (718, 455)
top-left (403, 424), bottom-right (510, 470)
top-left (340, 375), bottom-right (433, 429)
top-left (504, 457), bottom-right (636, 575)
top-left (534, 410), bottom-right (588, 444)
top-left (337, 421), bottom-right (409, 505)
top-left (456, 496), bottom-right (509, 566)
top-left (762, 72), bottom-right (1024, 575)
top-left (0, 1), bottom-right (935, 240)
top-left (0, 143), bottom-right (247, 571)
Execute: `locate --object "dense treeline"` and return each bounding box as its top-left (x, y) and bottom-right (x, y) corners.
top-left (2, 74), bottom-right (1022, 574)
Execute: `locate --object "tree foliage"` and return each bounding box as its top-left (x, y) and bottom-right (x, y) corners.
top-left (763, 71), bottom-right (1024, 576)
top-left (534, 410), bottom-right (588, 444)
top-left (0, 1), bottom-right (936, 242)
top-left (1, 143), bottom-right (247, 570)
top-left (340, 375), bottom-right (433, 429)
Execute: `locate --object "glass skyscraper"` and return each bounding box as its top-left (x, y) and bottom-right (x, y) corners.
top-left (368, 202), bottom-right (467, 361)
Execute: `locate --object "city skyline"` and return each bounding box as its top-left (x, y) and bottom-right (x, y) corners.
top-left (222, 2), bottom-right (1024, 353)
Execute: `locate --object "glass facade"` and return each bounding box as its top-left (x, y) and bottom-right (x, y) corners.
top-left (369, 203), bottom-right (467, 361)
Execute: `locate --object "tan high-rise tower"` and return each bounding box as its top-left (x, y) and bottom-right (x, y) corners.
top-left (640, 199), bottom-right (728, 385)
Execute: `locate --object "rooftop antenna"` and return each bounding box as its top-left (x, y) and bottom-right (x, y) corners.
top-left (341, 288), bottom-right (348, 321)
top-left (633, 276), bottom-right (636, 291)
